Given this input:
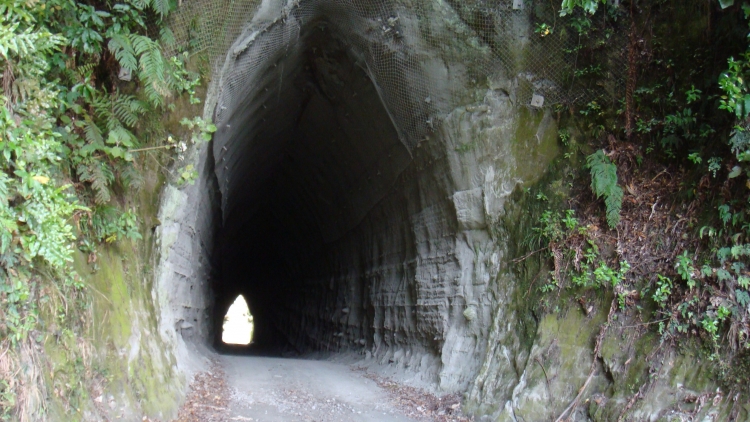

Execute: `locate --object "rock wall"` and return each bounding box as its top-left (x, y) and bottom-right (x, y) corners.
top-left (196, 0), bottom-right (560, 395)
top-left (147, 1), bottom-right (747, 421)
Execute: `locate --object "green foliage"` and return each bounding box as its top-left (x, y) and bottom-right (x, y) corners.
top-left (0, 98), bottom-right (85, 269)
top-left (0, 268), bottom-right (37, 346)
top-left (180, 116), bottom-right (217, 144)
top-left (560, 0), bottom-right (606, 16)
top-left (554, 0), bottom-right (750, 382)
top-left (652, 274), bottom-right (673, 308)
top-left (594, 260), bottom-right (630, 288)
top-left (0, 2), bottom-right (202, 416)
top-left (0, 0), bottom-right (197, 267)
top-left (586, 150), bottom-right (623, 228)
top-left (532, 208), bottom-right (629, 294)
top-left (535, 23), bottom-right (553, 37)
top-left (177, 164), bottom-right (198, 186)
top-left (86, 206), bottom-right (142, 243)
top-left (675, 251), bottom-right (697, 289)
top-left (170, 53), bottom-right (202, 104)
top-left (532, 209), bottom-right (583, 247)
top-left (571, 243), bottom-right (630, 289)
top-left (0, 379), bottom-right (13, 419)
top-left (719, 52), bottom-right (750, 120)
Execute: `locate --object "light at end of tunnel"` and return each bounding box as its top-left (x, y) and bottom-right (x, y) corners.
top-left (222, 295), bottom-right (254, 345)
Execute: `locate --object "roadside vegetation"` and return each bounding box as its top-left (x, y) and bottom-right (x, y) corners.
top-left (527, 0), bottom-right (750, 411)
top-left (0, 0), bottom-right (213, 418)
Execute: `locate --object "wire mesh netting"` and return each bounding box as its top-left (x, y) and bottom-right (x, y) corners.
top-left (165, 0), bottom-right (628, 149)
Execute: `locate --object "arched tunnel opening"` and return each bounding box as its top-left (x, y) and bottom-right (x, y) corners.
top-left (221, 294), bottom-right (254, 345)
top-left (158, 0), bottom-right (546, 393)
top-left (209, 18), bottom-right (428, 356)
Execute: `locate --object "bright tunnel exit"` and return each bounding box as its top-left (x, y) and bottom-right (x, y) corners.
top-left (222, 295), bottom-right (254, 345)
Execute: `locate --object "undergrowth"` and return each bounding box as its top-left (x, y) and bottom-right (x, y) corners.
top-left (527, 0), bottom-right (750, 413)
top-left (0, 0), bottom-right (212, 419)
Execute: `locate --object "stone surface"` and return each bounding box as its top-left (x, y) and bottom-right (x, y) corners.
top-left (143, 2), bottom-right (746, 422)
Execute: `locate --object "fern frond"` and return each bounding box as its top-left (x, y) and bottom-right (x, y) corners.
top-left (143, 84), bottom-right (162, 107)
top-left (91, 162), bottom-right (113, 204)
top-left (604, 187), bottom-right (624, 229)
top-left (586, 150), bottom-right (623, 229)
top-left (77, 161), bottom-right (112, 205)
top-left (130, 34), bottom-right (152, 55)
top-left (109, 125), bottom-right (137, 147)
top-left (140, 47), bottom-right (165, 80)
top-left (83, 119), bottom-right (104, 144)
top-left (159, 27), bottom-right (175, 46)
top-left (90, 93), bottom-right (113, 123)
top-left (108, 33), bottom-right (137, 71)
top-left (127, 0), bottom-right (148, 10)
top-left (149, 0), bottom-right (171, 19)
top-left (129, 34), bottom-right (170, 106)
top-left (76, 163), bottom-right (93, 182)
top-left (76, 63), bottom-right (97, 79)
top-left (0, 172), bottom-right (9, 207)
top-left (100, 161), bottom-right (115, 184)
top-left (117, 161), bottom-right (144, 190)
top-left (112, 95), bottom-right (145, 127)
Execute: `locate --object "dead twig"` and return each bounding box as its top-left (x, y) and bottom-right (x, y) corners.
top-left (512, 247), bottom-right (549, 263)
top-left (616, 318), bottom-right (669, 329)
top-left (535, 357), bottom-right (552, 403)
top-left (191, 404), bottom-right (227, 411)
top-left (616, 386), bottom-right (644, 422)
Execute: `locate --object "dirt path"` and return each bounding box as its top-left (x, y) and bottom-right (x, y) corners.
top-left (222, 355), bottom-right (416, 421)
top-left (170, 355), bottom-right (471, 422)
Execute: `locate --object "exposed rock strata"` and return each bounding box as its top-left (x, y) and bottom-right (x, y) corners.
top-left (150, 1), bottom-right (744, 420)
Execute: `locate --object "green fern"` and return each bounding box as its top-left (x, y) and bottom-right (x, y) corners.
top-left (77, 161), bottom-right (114, 204)
top-left (126, 0), bottom-right (149, 10)
top-left (83, 118), bottom-right (104, 144)
top-left (586, 150), bottom-right (623, 229)
top-left (75, 62), bottom-right (97, 79)
top-left (117, 161), bottom-right (144, 189)
top-left (159, 27), bottom-right (175, 46)
top-left (108, 33), bottom-right (137, 71)
top-left (112, 94), bottom-right (146, 128)
top-left (148, 0), bottom-right (171, 19)
top-left (108, 33), bottom-right (170, 106)
top-left (90, 93), bottom-right (144, 147)
top-left (132, 34), bottom-right (169, 105)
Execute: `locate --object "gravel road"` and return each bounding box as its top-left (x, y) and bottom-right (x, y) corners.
top-left (222, 355), bottom-right (416, 421)
top-left (171, 353), bottom-right (471, 422)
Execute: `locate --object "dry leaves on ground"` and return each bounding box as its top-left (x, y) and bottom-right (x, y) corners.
top-left (360, 371), bottom-right (473, 422)
top-left (171, 362), bottom-right (231, 422)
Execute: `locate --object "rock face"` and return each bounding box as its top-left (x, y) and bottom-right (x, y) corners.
top-left (196, 0), bottom-right (558, 395)
top-left (151, 0), bottom-right (744, 420)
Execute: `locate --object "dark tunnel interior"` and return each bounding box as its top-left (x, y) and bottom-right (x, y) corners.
top-left (208, 21), bottom-right (416, 354)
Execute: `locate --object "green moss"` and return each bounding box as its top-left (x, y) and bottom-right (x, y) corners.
top-left (511, 108), bottom-right (560, 184)
top-left (5, 43), bottom-right (208, 422)
top-left (59, 149), bottom-right (182, 419)
top-left (513, 305), bottom-right (610, 421)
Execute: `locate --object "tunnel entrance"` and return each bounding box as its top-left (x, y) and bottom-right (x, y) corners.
top-left (158, 0), bottom-right (561, 396)
top-left (222, 295), bottom-right (254, 345)
top-left (210, 19), bottom-right (416, 354)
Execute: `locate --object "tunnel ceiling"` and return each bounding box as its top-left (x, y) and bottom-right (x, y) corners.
top-left (216, 25), bottom-right (412, 263)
